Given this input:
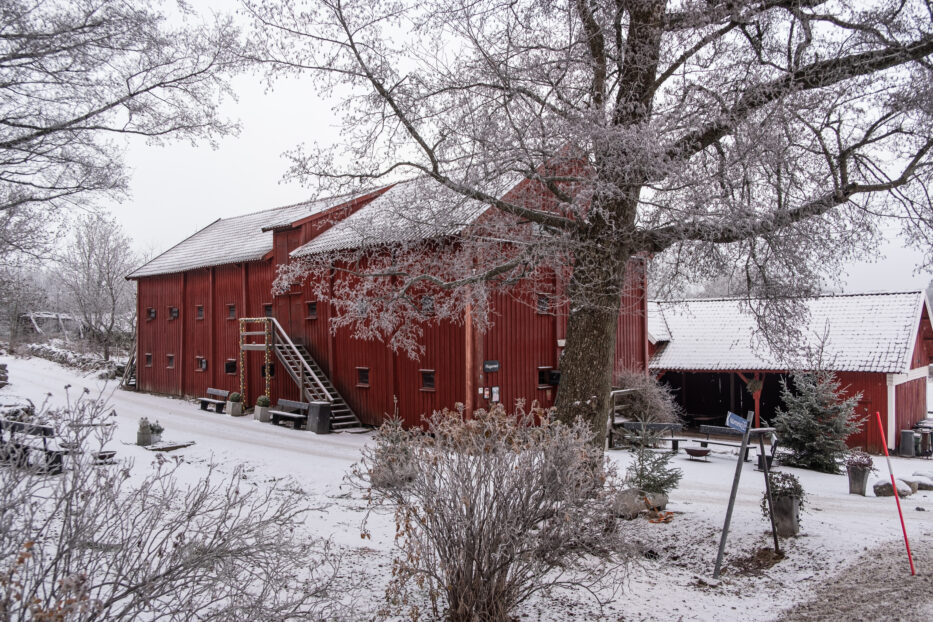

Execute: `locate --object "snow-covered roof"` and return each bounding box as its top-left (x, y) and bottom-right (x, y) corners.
top-left (127, 197), bottom-right (342, 279)
top-left (648, 291), bottom-right (929, 374)
top-left (291, 175), bottom-right (521, 257)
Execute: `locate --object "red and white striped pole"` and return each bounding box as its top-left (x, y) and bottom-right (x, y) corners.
top-left (875, 411), bottom-right (916, 576)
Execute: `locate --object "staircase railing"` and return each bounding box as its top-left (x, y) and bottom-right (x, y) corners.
top-left (267, 317), bottom-right (334, 403)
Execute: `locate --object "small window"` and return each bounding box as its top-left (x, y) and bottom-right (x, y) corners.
top-left (227, 304), bottom-right (236, 320)
top-left (195, 356), bottom-right (208, 372)
top-left (166, 354), bottom-right (175, 369)
top-left (168, 306), bottom-right (179, 320)
top-left (196, 305), bottom-right (204, 320)
top-left (263, 303), bottom-right (274, 318)
top-left (306, 301), bottom-right (318, 319)
top-left (420, 369), bottom-right (435, 391)
top-left (356, 367), bottom-right (370, 387)
top-left (224, 359), bottom-right (237, 375)
top-left (537, 366), bottom-right (553, 387)
top-left (536, 294), bottom-right (550, 315)
top-left (144, 353), bottom-right (152, 367)
top-left (260, 362), bottom-right (275, 378)
top-left (146, 307), bottom-right (156, 321)
top-left (421, 295), bottom-right (435, 316)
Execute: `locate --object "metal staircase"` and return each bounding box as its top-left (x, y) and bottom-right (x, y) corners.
top-left (240, 317), bottom-right (366, 432)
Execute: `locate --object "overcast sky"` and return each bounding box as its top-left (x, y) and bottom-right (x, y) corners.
top-left (105, 4), bottom-right (932, 296)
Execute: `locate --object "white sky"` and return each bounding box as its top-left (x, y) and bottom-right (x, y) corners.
top-left (105, 3), bottom-right (932, 295)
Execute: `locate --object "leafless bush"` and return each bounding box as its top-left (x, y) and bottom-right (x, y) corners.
top-left (0, 391), bottom-right (338, 621)
top-left (357, 404), bottom-right (633, 622)
top-left (612, 371), bottom-right (682, 425)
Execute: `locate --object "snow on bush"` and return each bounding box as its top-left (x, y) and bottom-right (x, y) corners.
top-left (0, 391), bottom-right (338, 620)
top-left (356, 404), bottom-right (634, 622)
top-left (20, 340), bottom-right (120, 378)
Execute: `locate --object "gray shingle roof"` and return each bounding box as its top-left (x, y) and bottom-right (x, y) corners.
top-left (648, 291), bottom-right (928, 374)
top-left (127, 197), bottom-right (340, 278)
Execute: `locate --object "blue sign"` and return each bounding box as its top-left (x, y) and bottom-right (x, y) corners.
top-left (726, 411), bottom-right (749, 432)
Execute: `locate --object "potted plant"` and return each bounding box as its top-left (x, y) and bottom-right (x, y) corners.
top-left (762, 471), bottom-right (805, 537)
top-left (253, 395), bottom-right (271, 422)
top-left (844, 450), bottom-right (875, 496)
top-left (149, 420), bottom-right (164, 444)
top-left (227, 392), bottom-right (243, 417)
top-left (137, 417), bottom-right (152, 446)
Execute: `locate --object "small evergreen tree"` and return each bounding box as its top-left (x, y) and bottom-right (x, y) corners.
top-left (774, 371), bottom-right (862, 473)
top-left (625, 445), bottom-right (683, 495)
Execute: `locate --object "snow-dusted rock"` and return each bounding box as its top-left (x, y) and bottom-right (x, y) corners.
top-left (896, 477), bottom-right (920, 494)
top-left (613, 489), bottom-right (668, 519)
top-left (911, 475), bottom-right (933, 491)
top-left (913, 470), bottom-right (933, 481)
top-left (873, 479), bottom-right (912, 497)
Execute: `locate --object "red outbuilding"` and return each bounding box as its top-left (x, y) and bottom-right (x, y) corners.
top-left (128, 177), bottom-right (650, 429)
top-left (648, 292), bottom-right (933, 453)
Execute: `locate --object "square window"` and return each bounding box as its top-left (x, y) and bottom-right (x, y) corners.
top-left (227, 304), bottom-right (236, 320)
top-left (537, 366), bottom-right (553, 387)
top-left (421, 295), bottom-right (435, 316)
top-left (224, 359), bottom-right (237, 375)
top-left (146, 307), bottom-right (156, 321)
top-left (144, 353), bottom-right (152, 367)
top-left (263, 303), bottom-right (274, 318)
top-left (306, 301), bottom-right (318, 319)
top-left (196, 356), bottom-right (208, 372)
top-left (196, 305), bottom-right (204, 320)
top-left (260, 362), bottom-right (275, 378)
top-left (536, 294), bottom-right (550, 315)
top-left (166, 354), bottom-right (175, 369)
top-left (168, 306), bottom-right (179, 320)
top-left (356, 367), bottom-right (370, 387)
top-left (420, 370), bottom-right (435, 391)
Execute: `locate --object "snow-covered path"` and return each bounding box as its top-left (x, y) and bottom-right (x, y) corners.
top-left (2, 353), bottom-right (932, 621)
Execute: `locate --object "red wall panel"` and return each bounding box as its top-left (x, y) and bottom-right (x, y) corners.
top-left (836, 372), bottom-right (888, 453)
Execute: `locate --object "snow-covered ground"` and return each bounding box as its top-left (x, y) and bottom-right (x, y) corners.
top-left (2, 354), bottom-right (931, 621)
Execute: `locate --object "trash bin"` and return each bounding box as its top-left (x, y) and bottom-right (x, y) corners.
top-left (921, 430), bottom-right (932, 457)
top-left (899, 429), bottom-right (915, 457)
top-left (307, 401), bottom-right (331, 435)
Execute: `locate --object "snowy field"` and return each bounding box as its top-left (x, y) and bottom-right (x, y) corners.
top-left (2, 354), bottom-right (932, 621)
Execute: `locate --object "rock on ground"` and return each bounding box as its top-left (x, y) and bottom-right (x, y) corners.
top-left (897, 477), bottom-right (921, 494)
top-left (873, 479), bottom-right (912, 497)
top-left (613, 488), bottom-right (669, 519)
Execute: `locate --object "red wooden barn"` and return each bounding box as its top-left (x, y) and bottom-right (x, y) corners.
top-left (128, 177), bottom-right (650, 429)
top-left (648, 292), bottom-right (933, 453)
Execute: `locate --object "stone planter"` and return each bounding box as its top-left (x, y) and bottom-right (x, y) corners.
top-left (151, 433), bottom-right (162, 444)
top-left (847, 466), bottom-right (870, 496)
top-left (772, 495), bottom-right (800, 537)
top-left (253, 405), bottom-right (270, 422)
top-left (136, 430), bottom-right (152, 446)
top-left (228, 402), bottom-right (242, 417)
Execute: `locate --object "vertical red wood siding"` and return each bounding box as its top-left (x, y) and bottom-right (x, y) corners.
top-left (835, 372), bottom-right (888, 453)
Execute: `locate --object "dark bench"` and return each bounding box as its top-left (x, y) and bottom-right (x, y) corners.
top-left (0, 419), bottom-right (67, 474)
top-left (695, 425), bottom-right (753, 461)
top-left (269, 399), bottom-right (310, 430)
top-left (610, 421), bottom-right (687, 453)
top-left (199, 388), bottom-right (229, 413)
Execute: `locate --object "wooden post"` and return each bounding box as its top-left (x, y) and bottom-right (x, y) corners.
top-left (713, 410), bottom-right (754, 579)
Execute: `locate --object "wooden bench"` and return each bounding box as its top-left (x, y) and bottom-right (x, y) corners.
top-left (269, 399), bottom-right (310, 430)
top-left (199, 388), bottom-right (229, 413)
top-left (695, 425), bottom-right (753, 461)
top-left (610, 421), bottom-right (688, 453)
top-left (0, 419), bottom-right (67, 474)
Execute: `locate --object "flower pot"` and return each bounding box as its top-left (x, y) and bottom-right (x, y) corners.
top-left (228, 402), bottom-right (242, 417)
top-left (151, 433), bottom-right (162, 444)
top-left (847, 466), bottom-right (870, 496)
top-left (757, 454), bottom-right (773, 471)
top-left (772, 496), bottom-right (800, 537)
top-left (254, 405), bottom-right (270, 422)
top-left (136, 430), bottom-right (152, 446)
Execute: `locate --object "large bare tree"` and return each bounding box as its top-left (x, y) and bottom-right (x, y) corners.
top-left (244, 0), bottom-right (933, 441)
top-left (59, 213), bottom-right (137, 361)
top-left (0, 0), bottom-right (242, 257)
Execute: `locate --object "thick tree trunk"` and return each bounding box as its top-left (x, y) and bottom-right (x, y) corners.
top-left (553, 246), bottom-right (629, 446)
